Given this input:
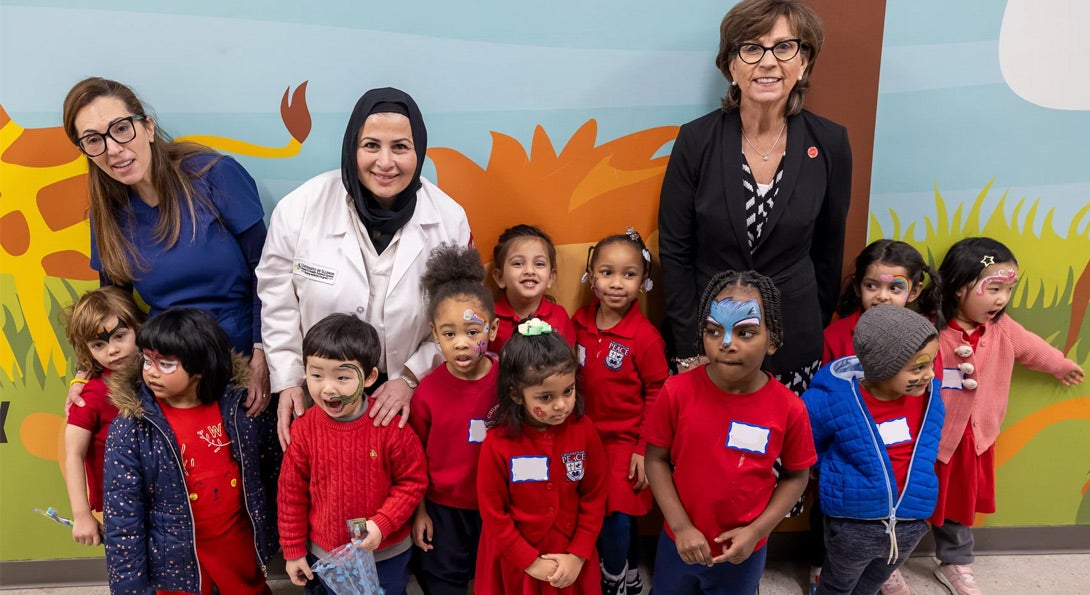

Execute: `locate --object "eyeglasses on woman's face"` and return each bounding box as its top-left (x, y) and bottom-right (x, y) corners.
top-left (76, 115), bottom-right (146, 157)
top-left (736, 39), bottom-right (802, 64)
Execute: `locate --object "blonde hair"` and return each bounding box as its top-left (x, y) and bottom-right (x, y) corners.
top-left (61, 77), bottom-right (222, 284)
top-left (64, 286), bottom-right (147, 373)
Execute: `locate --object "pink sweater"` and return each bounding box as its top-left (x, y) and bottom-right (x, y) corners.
top-left (937, 314), bottom-right (1074, 462)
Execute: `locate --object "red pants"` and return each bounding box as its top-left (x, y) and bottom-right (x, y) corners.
top-left (157, 513), bottom-right (269, 595)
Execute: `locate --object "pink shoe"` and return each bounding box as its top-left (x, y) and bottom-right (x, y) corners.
top-left (934, 563), bottom-right (983, 595)
top-left (880, 568), bottom-right (912, 595)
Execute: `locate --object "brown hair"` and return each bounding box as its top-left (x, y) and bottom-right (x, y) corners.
top-left (64, 286), bottom-right (147, 373)
top-left (714, 0), bottom-right (824, 116)
top-left (62, 77), bottom-right (222, 284)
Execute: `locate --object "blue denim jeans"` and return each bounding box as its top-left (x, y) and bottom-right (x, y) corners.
top-left (817, 517), bottom-right (928, 595)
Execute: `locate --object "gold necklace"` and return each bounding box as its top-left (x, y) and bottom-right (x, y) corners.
top-left (741, 121), bottom-right (787, 161)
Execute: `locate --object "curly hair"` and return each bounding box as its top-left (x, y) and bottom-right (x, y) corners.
top-left (696, 270), bottom-right (783, 353)
top-left (421, 243), bottom-right (494, 322)
top-left (490, 328), bottom-right (580, 437)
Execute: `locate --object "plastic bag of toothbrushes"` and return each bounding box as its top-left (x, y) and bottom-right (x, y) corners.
top-left (311, 519), bottom-right (384, 594)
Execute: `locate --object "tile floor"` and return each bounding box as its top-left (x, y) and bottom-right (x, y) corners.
top-left (3, 553), bottom-right (1088, 594)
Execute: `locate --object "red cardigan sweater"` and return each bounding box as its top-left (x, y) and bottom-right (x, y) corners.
top-left (278, 406), bottom-right (427, 560)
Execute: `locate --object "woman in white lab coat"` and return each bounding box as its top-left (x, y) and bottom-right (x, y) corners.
top-left (257, 87), bottom-right (471, 448)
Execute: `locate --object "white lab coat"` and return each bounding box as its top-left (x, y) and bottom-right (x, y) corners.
top-left (256, 170), bottom-right (472, 392)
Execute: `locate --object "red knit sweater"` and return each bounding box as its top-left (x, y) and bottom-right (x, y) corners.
top-left (278, 406), bottom-right (427, 560)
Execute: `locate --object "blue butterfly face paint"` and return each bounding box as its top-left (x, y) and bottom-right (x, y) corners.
top-left (707, 298), bottom-right (763, 347)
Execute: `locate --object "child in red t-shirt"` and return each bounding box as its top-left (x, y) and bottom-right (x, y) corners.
top-left (104, 309), bottom-right (279, 595)
top-left (409, 244), bottom-right (500, 592)
top-left (63, 286), bottom-right (146, 546)
top-left (644, 270), bottom-right (816, 595)
top-left (489, 225), bottom-right (576, 353)
top-left (572, 228), bottom-right (668, 594)
top-left (475, 318), bottom-right (607, 594)
top-left (279, 313), bottom-right (427, 595)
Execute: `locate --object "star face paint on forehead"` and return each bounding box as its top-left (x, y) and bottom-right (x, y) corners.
top-left (95, 318), bottom-right (128, 342)
top-left (707, 298), bottom-right (762, 347)
top-left (975, 268), bottom-right (1018, 295)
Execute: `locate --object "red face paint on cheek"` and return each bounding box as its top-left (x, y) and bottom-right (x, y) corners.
top-left (533, 407), bottom-right (546, 418)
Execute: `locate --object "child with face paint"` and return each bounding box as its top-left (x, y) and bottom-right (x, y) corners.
top-left (824, 239), bottom-right (942, 364)
top-left (814, 239), bottom-right (941, 594)
top-left (643, 271), bottom-right (816, 595)
top-left (62, 286), bottom-right (146, 547)
top-left (475, 319), bottom-right (607, 594)
top-left (102, 309), bottom-right (279, 595)
top-left (278, 313), bottom-right (427, 595)
top-left (407, 244), bottom-right (499, 593)
top-left (572, 228), bottom-right (668, 595)
top-left (927, 238), bottom-right (1083, 595)
top-left (489, 224), bottom-right (577, 353)
top-left (802, 305), bottom-right (946, 595)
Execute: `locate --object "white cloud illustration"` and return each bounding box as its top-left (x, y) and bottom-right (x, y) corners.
top-left (999, 0), bottom-right (1090, 110)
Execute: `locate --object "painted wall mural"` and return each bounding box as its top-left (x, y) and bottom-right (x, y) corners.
top-left (0, 0), bottom-right (1085, 565)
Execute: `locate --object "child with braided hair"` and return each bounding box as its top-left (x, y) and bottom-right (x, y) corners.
top-left (644, 270), bottom-right (816, 595)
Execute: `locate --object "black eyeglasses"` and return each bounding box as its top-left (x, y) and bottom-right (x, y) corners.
top-left (76, 115), bottom-right (146, 157)
top-left (736, 39), bottom-right (803, 64)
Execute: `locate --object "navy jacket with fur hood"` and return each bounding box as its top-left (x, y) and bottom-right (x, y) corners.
top-left (802, 356), bottom-right (944, 522)
top-left (103, 356), bottom-right (280, 594)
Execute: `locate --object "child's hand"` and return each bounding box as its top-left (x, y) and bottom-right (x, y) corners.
top-left (629, 453), bottom-right (648, 490)
top-left (412, 506), bottom-right (434, 551)
top-left (673, 525), bottom-right (713, 566)
top-left (357, 519), bottom-right (382, 552)
top-left (64, 380), bottom-right (88, 415)
top-left (71, 512), bottom-right (101, 546)
top-left (285, 557), bottom-right (314, 587)
top-left (712, 524), bottom-right (760, 565)
top-left (525, 557), bottom-right (559, 581)
top-left (1057, 363), bottom-right (1085, 386)
top-left (541, 553), bottom-right (585, 588)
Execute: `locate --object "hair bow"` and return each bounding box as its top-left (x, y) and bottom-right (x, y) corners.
top-left (517, 318), bottom-right (553, 336)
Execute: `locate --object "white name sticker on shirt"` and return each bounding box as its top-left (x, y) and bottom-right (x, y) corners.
top-left (510, 456), bottom-right (550, 483)
top-left (467, 418), bottom-right (487, 444)
top-left (293, 259), bottom-right (337, 285)
top-left (726, 421), bottom-right (770, 455)
top-left (941, 368), bottom-right (964, 390)
top-left (576, 344), bottom-right (587, 366)
top-left (877, 417), bottom-right (913, 446)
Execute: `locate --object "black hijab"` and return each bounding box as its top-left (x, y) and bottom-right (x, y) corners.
top-left (340, 87), bottom-right (428, 254)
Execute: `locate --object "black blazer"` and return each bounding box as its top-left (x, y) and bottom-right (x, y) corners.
top-left (657, 108), bottom-right (852, 376)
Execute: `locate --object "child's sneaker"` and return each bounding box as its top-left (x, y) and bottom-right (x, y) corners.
top-left (880, 568), bottom-right (912, 595)
top-left (809, 565), bottom-right (821, 595)
top-left (601, 562), bottom-right (627, 595)
top-left (934, 563), bottom-right (983, 595)
top-left (625, 566), bottom-right (643, 595)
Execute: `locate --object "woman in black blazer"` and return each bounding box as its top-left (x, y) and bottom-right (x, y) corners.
top-left (658, 0), bottom-right (852, 394)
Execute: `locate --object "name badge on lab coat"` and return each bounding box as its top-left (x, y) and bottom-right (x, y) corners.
top-left (293, 259), bottom-right (337, 285)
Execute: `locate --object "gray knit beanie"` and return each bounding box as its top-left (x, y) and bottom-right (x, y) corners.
top-left (853, 305), bottom-right (938, 382)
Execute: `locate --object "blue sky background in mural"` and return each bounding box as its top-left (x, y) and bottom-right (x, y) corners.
top-left (872, 0), bottom-right (1090, 238)
top-left (1, 1), bottom-right (738, 214)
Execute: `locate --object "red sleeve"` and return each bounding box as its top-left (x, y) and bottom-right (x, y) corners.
top-left (408, 381), bottom-right (434, 447)
top-left (642, 377), bottom-right (678, 450)
top-left (567, 419), bottom-right (608, 560)
top-left (556, 309), bottom-right (577, 349)
top-left (67, 378), bottom-right (107, 431)
top-left (371, 427), bottom-right (428, 540)
top-left (277, 417), bottom-right (312, 560)
top-left (779, 396), bottom-right (817, 470)
top-left (476, 435), bottom-right (541, 571)
top-left (633, 324), bottom-right (669, 455)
